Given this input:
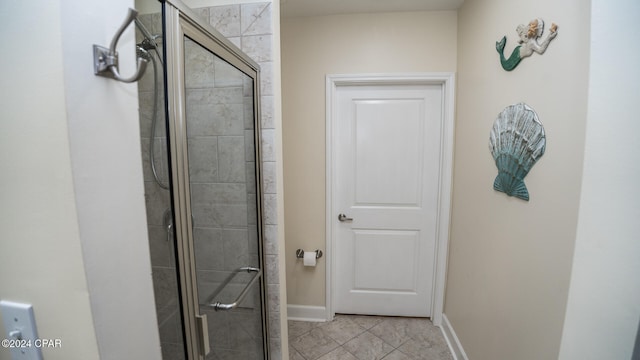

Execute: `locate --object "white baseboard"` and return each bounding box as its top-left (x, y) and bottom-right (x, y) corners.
top-left (287, 304), bottom-right (327, 322)
top-left (440, 314), bottom-right (469, 360)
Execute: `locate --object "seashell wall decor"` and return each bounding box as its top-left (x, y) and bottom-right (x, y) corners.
top-left (489, 103), bottom-right (546, 201)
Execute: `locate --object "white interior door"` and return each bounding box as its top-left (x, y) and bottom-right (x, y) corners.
top-left (333, 82), bottom-right (443, 317)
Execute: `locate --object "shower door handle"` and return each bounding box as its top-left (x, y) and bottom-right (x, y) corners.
top-left (202, 267), bottom-right (261, 311)
top-left (338, 213), bottom-right (353, 222)
top-left (196, 313), bottom-right (210, 356)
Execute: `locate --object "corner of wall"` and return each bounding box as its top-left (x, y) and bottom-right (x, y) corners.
top-left (440, 314), bottom-right (469, 360)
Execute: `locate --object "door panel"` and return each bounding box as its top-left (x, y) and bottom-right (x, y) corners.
top-left (335, 84), bottom-right (442, 317)
top-left (353, 230), bottom-right (420, 292)
top-left (181, 34), bottom-right (265, 359)
top-left (354, 99), bottom-right (424, 206)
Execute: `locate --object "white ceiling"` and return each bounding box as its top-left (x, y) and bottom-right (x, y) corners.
top-left (281, 0), bottom-right (464, 18)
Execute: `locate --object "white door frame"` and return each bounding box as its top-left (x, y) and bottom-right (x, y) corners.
top-left (326, 73), bottom-right (455, 326)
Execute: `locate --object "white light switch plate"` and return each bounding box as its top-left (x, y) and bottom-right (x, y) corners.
top-left (0, 300), bottom-right (43, 360)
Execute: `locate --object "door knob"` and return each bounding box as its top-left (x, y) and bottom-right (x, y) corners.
top-left (338, 213), bottom-right (353, 222)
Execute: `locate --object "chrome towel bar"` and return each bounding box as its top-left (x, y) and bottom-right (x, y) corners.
top-left (202, 266), bottom-right (261, 311)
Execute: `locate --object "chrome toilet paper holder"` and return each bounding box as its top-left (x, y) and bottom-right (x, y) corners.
top-left (296, 249), bottom-right (323, 259)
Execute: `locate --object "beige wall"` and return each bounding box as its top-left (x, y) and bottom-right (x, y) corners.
top-left (0, 2), bottom-right (100, 359)
top-left (1, 0), bottom-right (162, 359)
top-left (282, 11), bottom-right (457, 307)
top-left (61, 0), bottom-right (162, 358)
top-left (445, 0), bottom-right (590, 359)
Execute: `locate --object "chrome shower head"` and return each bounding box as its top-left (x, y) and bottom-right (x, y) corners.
top-left (138, 37), bottom-right (158, 51)
top-left (134, 18), bottom-right (163, 65)
top-left (136, 46), bottom-right (152, 62)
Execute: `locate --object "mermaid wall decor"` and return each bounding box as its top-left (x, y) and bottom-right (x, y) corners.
top-left (496, 19), bottom-right (558, 71)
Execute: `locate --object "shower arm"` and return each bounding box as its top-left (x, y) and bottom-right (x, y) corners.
top-left (134, 18), bottom-right (159, 50)
top-left (93, 8), bottom-right (148, 83)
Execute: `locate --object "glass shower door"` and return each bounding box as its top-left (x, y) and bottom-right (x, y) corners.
top-left (165, 7), bottom-right (268, 359)
top-left (184, 37), bottom-right (265, 360)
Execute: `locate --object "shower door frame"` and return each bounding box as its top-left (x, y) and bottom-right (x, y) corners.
top-left (163, 1), bottom-right (267, 359)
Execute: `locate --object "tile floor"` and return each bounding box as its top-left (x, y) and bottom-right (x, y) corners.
top-left (288, 315), bottom-right (454, 360)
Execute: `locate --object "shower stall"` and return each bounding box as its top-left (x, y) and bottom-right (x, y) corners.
top-left (134, 0), bottom-right (274, 358)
